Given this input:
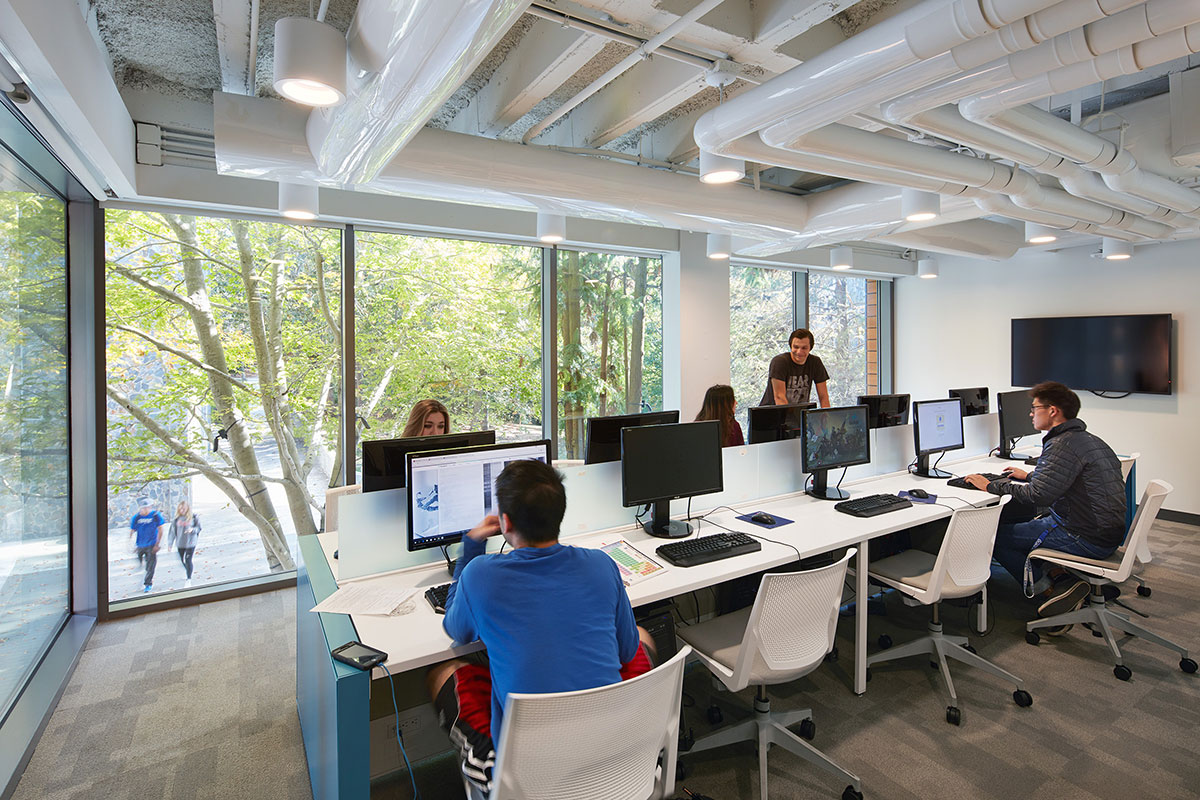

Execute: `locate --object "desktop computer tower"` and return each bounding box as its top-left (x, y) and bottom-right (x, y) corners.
top-left (634, 600), bottom-right (678, 662)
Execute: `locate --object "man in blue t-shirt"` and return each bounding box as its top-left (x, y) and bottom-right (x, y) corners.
top-left (426, 460), bottom-right (654, 793)
top-left (129, 497), bottom-right (167, 593)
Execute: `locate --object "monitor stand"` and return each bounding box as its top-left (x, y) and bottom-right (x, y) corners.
top-left (806, 469), bottom-right (849, 501)
top-left (913, 453), bottom-right (952, 479)
top-left (998, 437), bottom-right (1029, 461)
top-left (643, 500), bottom-right (692, 539)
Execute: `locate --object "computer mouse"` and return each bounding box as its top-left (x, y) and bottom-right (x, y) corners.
top-left (751, 512), bottom-right (776, 525)
top-left (908, 489), bottom-right (930, 500)
top-left (333, 549), bottom-right (339, 559)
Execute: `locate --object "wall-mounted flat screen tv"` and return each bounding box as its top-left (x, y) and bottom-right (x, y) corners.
top-left (1011, 314), bottom-right (1172, 395)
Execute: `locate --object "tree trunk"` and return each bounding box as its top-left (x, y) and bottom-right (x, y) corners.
top-left (598, 268), bottom-right (612, 417)
top-left (559, 250), bottom-right (583, 458)
top-left (627, 257), bottom-right (647, 412)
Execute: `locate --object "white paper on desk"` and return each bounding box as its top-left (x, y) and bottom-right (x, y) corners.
top-left (311, 584), bottom-right (418, 616)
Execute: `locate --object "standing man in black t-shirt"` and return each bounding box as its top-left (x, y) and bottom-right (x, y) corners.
top-left (760, 328), bottom-right (831, 408)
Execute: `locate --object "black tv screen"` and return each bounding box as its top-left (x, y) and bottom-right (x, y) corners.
top-left (1011, 314), bottom-right (1172, 395)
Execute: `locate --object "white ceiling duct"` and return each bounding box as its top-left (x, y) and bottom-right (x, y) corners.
top-left (305, 0), bottom-right (531, 185)
top-left (875, 219), bottom-right (1025, 259)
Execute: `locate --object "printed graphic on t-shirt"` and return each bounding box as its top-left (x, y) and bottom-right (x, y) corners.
top-left (786, 375), bottom-right (812, 405)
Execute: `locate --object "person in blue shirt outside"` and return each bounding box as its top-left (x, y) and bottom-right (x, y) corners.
top-left (426, 459), bottom-right (656, 793)
top-left (129, 497), bottom-right (167, 593)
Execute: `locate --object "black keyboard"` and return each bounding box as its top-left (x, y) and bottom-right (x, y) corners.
top-left (834, 493), bottom-right (913, 517)
top-left (656, 532), bottom-right (762, 568)
top-left (425, 582), bottom-right (452, 614)
top-left (946, 473), bottom-right (1007, 491)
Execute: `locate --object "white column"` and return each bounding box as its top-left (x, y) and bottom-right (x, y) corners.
top-left (663, 231), bottom-right (731, 418)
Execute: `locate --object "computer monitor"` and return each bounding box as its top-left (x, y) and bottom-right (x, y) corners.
top-left (800, 405), bottom-right (871, 500)
top-left (855, 394), bottom-right (910, 429)
top-left (949, 387), bottom-right (990, 416)
top-left (997, 389), bottom-right (1039, 460)
top-left (620, 421), bottom-right (723, 539)
top-left (912, 398), bottom-right (965, 478)
top-left (584, 409), bottom-right (680, 464)
top-left (406, 439), bottom-right (552, 554)
top-left (361, 430), bottom-right (496, 492)
top-left (746, 402), bottom-right (815, 443)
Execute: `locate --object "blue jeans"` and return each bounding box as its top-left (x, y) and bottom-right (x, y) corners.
top-left (993, 514), bottom-right (1116, 595)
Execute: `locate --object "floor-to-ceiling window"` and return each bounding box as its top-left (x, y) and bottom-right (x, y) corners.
top-left (808, 272), bottom-right (882, 406)
top-left (104, 210), bottom-right (341, 603)
top-left (729, 265), bottom-right (795, 430)
top-left (555, 249), bottom-right (663, 460)
top-left (0, 113), bottom-right (70, 716)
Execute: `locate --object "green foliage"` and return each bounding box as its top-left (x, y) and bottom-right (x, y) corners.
top-left (809, 273), bottom-right (870, 406)
top-left (729, 265), bottom-right (794, 423)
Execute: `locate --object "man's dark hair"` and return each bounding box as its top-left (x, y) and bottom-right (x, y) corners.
top-left (788, 327), bottom-right (815, 348)
top-left (494, 460), bottom-right (566, 544)
top-left (1030, 381), bottom-right (1081, 419)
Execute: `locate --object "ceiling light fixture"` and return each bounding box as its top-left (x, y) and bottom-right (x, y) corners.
top-left (918, 257), bottom-right (939, 279)
top-left (706, 233), bottom-right (731, 260)
top-left (273, 17), bottom-right (347, 107)
top-left (279, 182), bottom-right (318, 220)
top-left (901, 188), bottom-right (940, 222)
top-left (1025, 222), bottom-right (1058, 244)
top-left (699, 150), bottom-right (746, 185)
top-left (537, 212), bottom-right (565, 243)
top-left (830, 246), bottom-right (853, 270)
top-left (1102, 237), bottom-right (1132, 260)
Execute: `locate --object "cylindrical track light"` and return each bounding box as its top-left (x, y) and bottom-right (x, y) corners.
top-left (537, 212), bottom-right (566, 243)
top-left (279, 182), bottom-right (319, 220)
top-left (918, 257), bottom-right (939, 279)
top-left (830, 246), bottom-right (853, 270)
top-left (1102, 237), bottom-right (1132, 260)
top-left (698, 150), bottom-right (746, 185)
top-left (1025, 222), bottom-right (1058, 244)
top-left (706, 233), bottom-right (731, 260)
top-left (273, 17), bottom-right (347, 107)
top-left (901, 188), bottom-right (939, 222)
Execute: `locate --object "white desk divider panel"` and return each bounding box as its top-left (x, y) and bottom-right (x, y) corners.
top-left (558, 460), bottom-right (640, 537)
top-left (337, 487), bottom-right (413, 580)
top-left (752, 438), bottom-right (805, 499)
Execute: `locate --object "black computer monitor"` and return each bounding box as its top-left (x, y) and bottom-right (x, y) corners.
top-left (856, 394), bottom-right (910, 429)
top-left (997, 389), bottom-right (1039, 459)
top-left (406, 439), bottom-right (552, 554)
top-left (362, 430), bottom-right (496, 492)
top-left (800, 406), bottom-right (871, 500)
top-left (584, 410), bottom-right (680, 464)
top-left (949, 387), bottom-right (990, 416)
top-left (620, 421), bottom-right (723, 539)
top-left (912, 398), bottom-right (965, 478)
top-left (746, 402), bottom-right (815, 443)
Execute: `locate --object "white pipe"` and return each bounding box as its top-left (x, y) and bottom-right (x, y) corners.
top-left (316, 0), bottom-right (330, 23)
top-left (521, 0), bottom-right (726, 144)
top-left (973, 194), bottom-right (1146, 240)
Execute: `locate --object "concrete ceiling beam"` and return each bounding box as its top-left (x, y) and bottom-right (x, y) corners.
top-left (212, 0), bottom-right (254, 95)
top-left (573, 57), bottom-right (708, 148)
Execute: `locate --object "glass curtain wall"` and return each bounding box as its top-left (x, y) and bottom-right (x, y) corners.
top-left (555, 250), bottom-right (663, 460)
top-left (808, 272), bottom-right (882, 406)
top-left (104, 211), bottom-right (341, 603)
top-left (0, 131), bottom-right (69, 715)
top-left (729, 265), bottom-right (794, 430)
top-left (353, 232), bottom-right (543, 472)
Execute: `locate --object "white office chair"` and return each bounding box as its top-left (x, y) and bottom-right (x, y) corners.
top-left (1114, 453), bottom-right (1154, 598)
top-left (323, 483), bottom-right (360, 533)
top-left (676, 551), bottom-right (862, 800)
top-left (866, 496), bottom-right (1032, 725)
top-left (470, 645), bottom-right (691, 800)
top-left (1025, 479), bottom-right (1197, 681)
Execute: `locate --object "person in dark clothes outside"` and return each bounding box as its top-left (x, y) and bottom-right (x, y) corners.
top-left (426, 460), bottom-right (656, 793)
top-left (760, 327), bottom-right (831, 408)
top-left (696, 384), bottom-right (744, 447)
top-left (964, 382), bottom-right (1127, 630)
top-left (168, 499), bottom-right (202, 587)
top-left (129, 497), bottom-right (167, 593)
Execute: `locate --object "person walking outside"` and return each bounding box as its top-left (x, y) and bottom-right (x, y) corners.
top-left (129, 497), bottom-right (166, 593)
top-left (168, 499), bottom-right (202, 587)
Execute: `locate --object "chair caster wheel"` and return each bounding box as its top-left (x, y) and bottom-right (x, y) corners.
top-left (1092, 628), bottom-right (1104, 638)
top-left (1137, 585), bottom-right (1152, 597)
top-left (1113, 664), bottom-right (1132, 681)
top-left (946, 706), bottom-right (961, 725)
top-left (676, 762), bottom-right (687, 781)
top-left (825, 646), bottom-right (839, 662)
top-left (1025, 631), bottom-right (1040, 646)
top-left (842, 785), bottom-right (863, 800)
top-left (799, 718), bottom-right (816, 740)
top-left (1181, 657), bottom-right (1197, 674)
top-left (1013, 689), bottom-right (1033, 707)
top-left (877, 634), bottom-right (892, 649)
top-left (706, 705), bottom-right (723, 725)
top-left (962, 643), bottom-right (977, 654)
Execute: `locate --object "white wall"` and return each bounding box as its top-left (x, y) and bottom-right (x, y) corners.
top-left (663, 232), bottom-right (732, 418)
top-left (894, 238), bottom-right (1199, 515)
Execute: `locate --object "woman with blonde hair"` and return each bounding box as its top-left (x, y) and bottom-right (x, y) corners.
top-left (402, 399), bottom-right (451, 438)
top-left (168, 499), bottom-right (201, 587)
top-left (695, 384), bottom-right (744, 447)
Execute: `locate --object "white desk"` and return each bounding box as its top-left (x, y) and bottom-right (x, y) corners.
top-left (339, 452), bottom-right (1012, 695)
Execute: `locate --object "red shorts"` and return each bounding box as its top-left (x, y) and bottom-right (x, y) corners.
top-left (434, 645), bottom-right (654, 792)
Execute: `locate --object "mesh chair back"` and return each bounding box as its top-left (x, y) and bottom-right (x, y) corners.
top-left (936, 496), bottom-right (1010, 596)
top-left (489, 645), bottom-right (691, 800)
top-left (1108, 480), bottom-right (1171, 583)
top-left (739, 550), bottom-right (853, 677)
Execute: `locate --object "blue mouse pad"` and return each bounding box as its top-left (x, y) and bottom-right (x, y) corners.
top-left (736, 512), bottom-right (794, 529)
top-left (898, 491), bottom-right (937, 504)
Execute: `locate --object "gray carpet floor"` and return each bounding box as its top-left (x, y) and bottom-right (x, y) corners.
top-left (13, 521), bottom-right (1200, 800)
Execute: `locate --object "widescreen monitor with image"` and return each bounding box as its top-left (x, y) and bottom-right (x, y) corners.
top-left (800, 405), bottom-right (870, 500)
